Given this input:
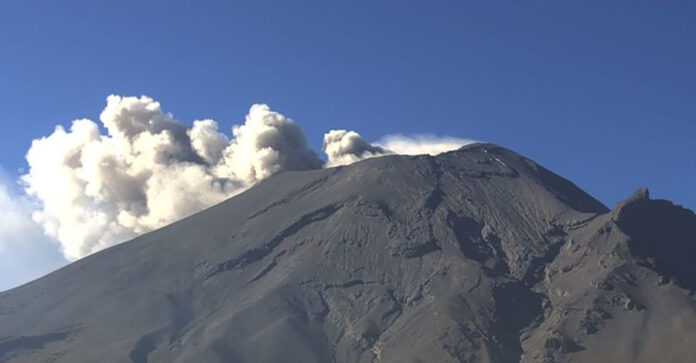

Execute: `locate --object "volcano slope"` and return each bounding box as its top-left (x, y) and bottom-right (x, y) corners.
top-left (2, 144), bottom-right (696, 363)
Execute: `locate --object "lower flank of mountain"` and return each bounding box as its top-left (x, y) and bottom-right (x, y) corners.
top-left (2, 144), bottom-right (695, 363)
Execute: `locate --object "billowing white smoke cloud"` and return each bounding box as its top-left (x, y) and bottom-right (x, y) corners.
top-left (215, 104), bottom-right (322, 183)
top-left (23, 96), bottom-right (321, 260)
top-left (322, 130), bottom-right (387, 167)
top-left (21, 95), bottom-right (474, 261)
top-left (322, 130), bottom-right (475, 167)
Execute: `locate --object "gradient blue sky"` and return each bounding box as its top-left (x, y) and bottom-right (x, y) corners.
top-left (0, 1), bottom-right (694, 288)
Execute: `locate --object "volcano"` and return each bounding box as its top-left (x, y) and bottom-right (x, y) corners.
top-left (1, 144), bottom-right (695, 363)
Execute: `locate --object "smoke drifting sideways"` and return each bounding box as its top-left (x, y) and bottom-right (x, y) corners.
top-left (22, 95), bottom-right (474, 260)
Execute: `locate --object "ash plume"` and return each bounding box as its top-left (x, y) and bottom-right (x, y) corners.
top-left (22, 95), bottom-right (473, 259)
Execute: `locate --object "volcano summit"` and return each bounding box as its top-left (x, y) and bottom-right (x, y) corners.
top-left (1, 144), bottom-right (695, 363)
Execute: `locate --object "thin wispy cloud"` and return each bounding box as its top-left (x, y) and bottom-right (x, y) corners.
top-left (0, 172), bottom-right (66, 291)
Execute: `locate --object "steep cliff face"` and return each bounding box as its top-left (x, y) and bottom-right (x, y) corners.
top-left (1, 144), bottom-right (694, 363)
top-left (523, 189), bottom-right (696, 363)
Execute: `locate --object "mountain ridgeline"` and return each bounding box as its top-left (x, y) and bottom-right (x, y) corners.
top-left (1, 144), bottom-right (695, 363)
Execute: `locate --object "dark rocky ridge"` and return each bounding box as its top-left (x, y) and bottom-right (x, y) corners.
top-left (1, 144), bottom-right (695, 363)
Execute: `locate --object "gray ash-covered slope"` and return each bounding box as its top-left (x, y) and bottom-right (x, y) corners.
top-left (2, 144), bottom-right (696, 363)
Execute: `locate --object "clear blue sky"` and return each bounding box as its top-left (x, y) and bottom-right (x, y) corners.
top-left (1, 0), bottom-right (694, 210)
